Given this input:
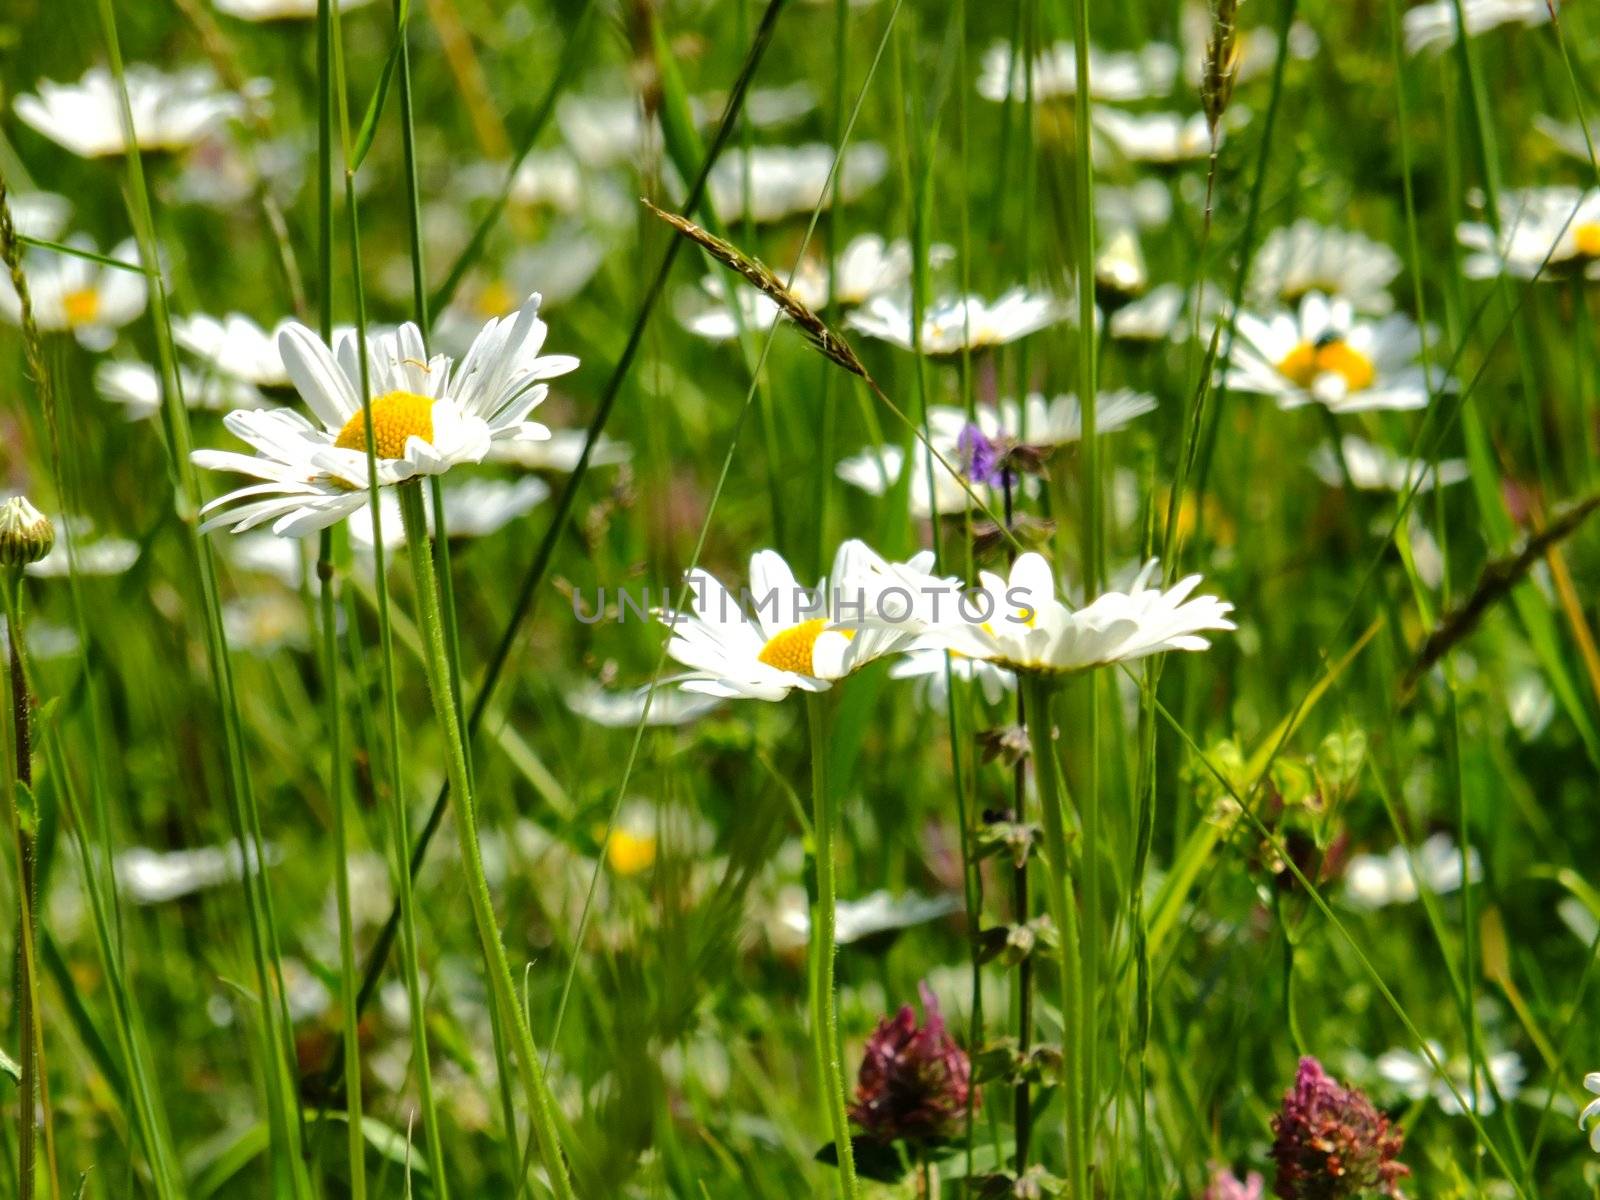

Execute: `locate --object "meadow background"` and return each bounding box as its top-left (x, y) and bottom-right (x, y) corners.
top-left (0, 0), bottom-right (1599, 1195)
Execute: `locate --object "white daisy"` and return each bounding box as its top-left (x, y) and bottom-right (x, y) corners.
top-left (1095, 178), bottom-right (1175, 232)
top-left (850, 554), bottom-right (1234, 676)
top-left (0, 237), bottom-right (147, 352)
top-left (1092, 109), bottom-right (1220, 165)
top-left (115, 840), bottom-right (276, 905)
top-left (10, 191), bottom-right (70, 241)
top-left (557, 95), bottom-right (656, 168)
top-left (1581, 1073), bottom-right (1600, 1151)
top-left (848, 287), bottom-right (1070, 355)
top-left (228, 532), bottom-right (309, 589)
top-left (97, 360), bottom-right (267, 421)
top-left (890, 648), bottom-right (1015, 709)
top-left (977, 40), bottom-right (1179, 104)
top-left (705, 142), bottom-right (888, 224)
top-left (1250, 220), bottom-right (1403, 314)
top-left (1458, 186), bottom-right (1600, 280)
top-left (1310, 436), bottom-right (1469, 492)
top-left (565, 682), bottom-right (722, 728)
top-left (693, 82), bottom-right (818, 130)
top-left (224, 593), bottom-right (308, 652)
top-left (1343, 833), bottom-right (1482, 909)
top-left (174, 312), bottom-right (295, 388)
top-left (1536, 114), bottom-right (1600, 166)
top-left (214, 0), bottom-right (374, 18)
top-left (348, 475), bottom-right (550, 549)
top-left (1181, 5), bottom-right (1321, 86)
top-left (506, 149), bottom-right (585, 213)
top-left (658, 541), bottom-right (938, 702)
top-left (778, 888), bottom-right (963, 946)
top-left (835, 442), bottom-right (988, 521)
top-left (1095, 227), bottom-right (1149, 300)
top-left (192, 292), bottom-right (578, 537)
top-left (435, 225), bottom-right (605, 352)
top-left (1227, 292), bottom-right (1443, 412)
top-left (1374, 1043), bottom-right (1525, 1115)
top-left (27, 521), bottom-right (139, 578)
top-left (15, 65), bottom-right (246, 158)
top-left (486, 427), bottom-right (631, 472)
top-left (991, 390), bottom-right (1158, 446)
top-left (1403, 0), bottom-right (1553, 55)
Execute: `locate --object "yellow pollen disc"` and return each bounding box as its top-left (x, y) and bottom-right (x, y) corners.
top-left (756, 617), bottom-right (851, 676)
top-left (63, 287), bottom-right (100, 326)
top-left (333, 391), bottom-right (435, 460)
top-left (606, 829), bottom-right (657, 876)
top-left (1576, 222), bottom-right (1600, 257)
top-left (475, 278), bottom-right (517, 319)
top-left (1277, 339), bottom-right (1375, 393)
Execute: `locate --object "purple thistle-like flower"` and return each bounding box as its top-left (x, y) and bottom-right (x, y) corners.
top-left (1270, 1056), bottom-right (1409, 1200)
top-left (848, 981), bottom-right (975, 1144)
top-left (1204, 1164), bottom-right (1265, 1200)
top-left (958, 422), bottom-right (1011, 489)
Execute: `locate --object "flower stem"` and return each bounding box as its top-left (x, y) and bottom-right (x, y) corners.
top-left (3, 573), bottom-right (39, 1200)
top-left (805, 692), bottom-right (858, 1199)
top-left (1020, 674), bottom-right (1088, 1199)
top-left (398, 482), bottom-right (575, 1200)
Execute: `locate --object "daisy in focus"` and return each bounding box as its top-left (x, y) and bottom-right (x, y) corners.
top-left (192, 292), bottom-right (577, 536)
top-left (657, 541), bottom-right (941, 702)
top-left (977, 40), bottom-right (1179, 103)
top-left (851, 554), bottom-right (1235, 677)
top-left (15, 65), bottom-right (246, 158)
top-left (1457, 187), bottom-right (1600, 281)
top-left (1227, 292), bottom-right (1442, 412)
top-left (0, 237), bottom-right (147, 351)
top-left (1250, 220), bottom-right (1403, 314)
top-left (848, 287), bottom-right (1069, 355)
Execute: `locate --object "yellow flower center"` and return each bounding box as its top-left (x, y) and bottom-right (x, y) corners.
top-left (756, 617), bottom-right (851, 676)
top-left (333, 391), bottom-right (435, 460)
top-left (1277, 338), bottom-right (1375, 393)
top-left (63, 287), bottom-right (100, 326)
top-left (1576, 222), bottom-right (1600, 258)
top-left (606, 828), bottom-right (657, 876)
top-left (475, 278), bottom-right (517, 319)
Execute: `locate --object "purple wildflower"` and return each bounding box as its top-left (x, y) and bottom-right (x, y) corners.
top-left (848, 981), bottom-right (975, 1144)
top-left (958, 422), bottom-right (1011, 489)
top-left (1271, 1056), bottom-right (1408, 1200)
top-left (1205, 1164), bottom-right (1265, 1200)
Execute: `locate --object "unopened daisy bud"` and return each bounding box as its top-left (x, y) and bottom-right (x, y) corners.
top-left (1201, 0), bottom-right (1241, 140)
top-left (0, 497), bottom-right (55, 568)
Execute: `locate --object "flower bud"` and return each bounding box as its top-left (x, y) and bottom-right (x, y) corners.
top-left (0, 497), bottom-right (54, 568)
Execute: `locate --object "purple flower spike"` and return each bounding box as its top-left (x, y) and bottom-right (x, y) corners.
top-left (958, 422), bottom-right (1011, 489)
top-left (848, 981), bottom-right (976, 1144)
top-left (1271, 1056), bottom-right (1409, 1200)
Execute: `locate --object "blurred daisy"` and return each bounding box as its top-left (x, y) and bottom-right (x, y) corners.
top-left (856, 555), bottom-right (1234, 676)
top-left (778, 889), bottom-right (963, 946)
top-left (977, 40), bottom-right (1179, 103)
top-left (214, 0), bottom-right (374, 17)
top-left (565, 682), bottom-right (721, 727)
top-left (0, 237), bottom-right (147, 351)
top-left (15, 65), bottom-right (246, 158)
top-left (1096, 178), bottom-right (1174, 232)
top-left (436, 227), bottom-right (605, 352)
top-left (989, 390), bottom-right (1158, 446)
top-left (848, 288), bottom-right (1069, 355)
top-left (348, 475), bottom-right (550, 549)
top-left (1581, 1073), bottom-right (1600, 1151)
top-left (1310, 436), bottom-right (1468, 493)
top-left (1403, 0), bottom-right (1552, 55)
top-left (1095, 228), bottom-right (1149, 304)
top-left (173, 313), bottom-right (295, 388)
top-left (505, 149), bottom-right (585, 213)
top-left (1374, 1042), bottom-right (1524, 1115)
top-left (706, 143), bottom-right (888, 223)
top-left (1093, 109), bottom-right (1220, 164)
top-left (192, 293), bottom-right (577, 536)
top-left (27, 521), bottom-right (139, 578)
top-left (1250, 220), bottom-right (1403, 314)
top-left (557, 94), bottom-right (655, 168)
top-left (10, 192), bottom-right (70, 241)
top-left (228, 532), bottom-right (309, 589)
top-left (115, 839), bottom-right (276, 904)
top-left (1536, 114), bottom-right (1600, 167)
top-left (603, 801), bottom-right (660, 876)
top-left (487, 428), bottom-right (631, 472)
top-left (658, 541), bottom-right (938, 702)
top-left (1227, 292), bottom-right (1441, 412)
top-left (1458, 186), bottom-right (1600, 281)
top-left (1343, 833), bottom-right (1481, 909)
top-left (835, 442), bottom-right (988, 520)
top-left (693, 82), bottom-right (818, 130)
top-left (1182, 5), bottom-right (1320, 85)
top-left (890, 648), bottom-right (1014, 709)
top-left (97, 360), bottom-right (267, 420)
top-left (224, 593), bottom-right (307, 653)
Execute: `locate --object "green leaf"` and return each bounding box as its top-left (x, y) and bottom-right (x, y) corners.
top-left (348, 42), bottom-right (401, 172)
top-left (0, 1044), bottom-right (19, 1083)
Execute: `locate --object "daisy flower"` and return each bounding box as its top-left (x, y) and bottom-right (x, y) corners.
top-left (1343, 833), bottom-right (1482, 909)
top-left (1250, 220), bottom-right (1403, 314)
top-left (851, 554), bottom-right (1234, 676)
top-left (1092, 109), bottom-right (1221, 165)
top-left (1374, 1042), bottom-right (1524, 1115)
top-left (1310, 436), bottom-right (1469, 493)
top-left (693, 82), bottom-right (818, 130)
top-left (890, 648), bottom-right (1015, 709)
top-left (10, 192), bottom-right (70, 241)
top-left (214, 0), bottom-right (373, 18)
top-left (658, 541), bottom-right (939, 702)
top-left (977, 40), bottom-right (1179, 103)
top-left (505, 149), bottom-right (586, 213)
top-left (991, 390), bottom-right (1158, 446)
top-left (174, 312), bottom-right (296, 389)
top-left (1095, 179), bottom-right (1174, 231)
top-left (835, 442), bottom-right (988, 520)
top-left (1536, 114), bottom-right (1600, 167)
top-left (0, 237), bottom-right (147, 351)
top-left (192, 292), bottom-right (578, 537)
top-left (1581, 1073), bottom-right (1600, 1151)
top-left (348, 475), bottom-right (550, 550)
top-left (1095, 228), bottom-right (1150, 303)
top-left (15, 65), bottom-right (246, 158)
top-left (557, 94), bottom-right (655, 168)
top-left (1403, 0), bottom-right (1552, 56)
top-left (1458, 186), bottom-right (1600, 280)
top-left (848, 287), bottom-right (1070, 355)
top-left (1227, 292), bottom-right (1442, 412)
top-left (27, 520), bottom-right (139, 578)
top-left (565, 682), bottom-right (721, 728)
top-left (487, 428), bottom-right (631, 472)
top-left (435, 227), bottom-right (605, 350)
top-left (705, 143), bottom-right (888, 224)
top-left (97, 360), bottom-right (267, 420)
top-left (1182, 5), bottom-right (1321, 85)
